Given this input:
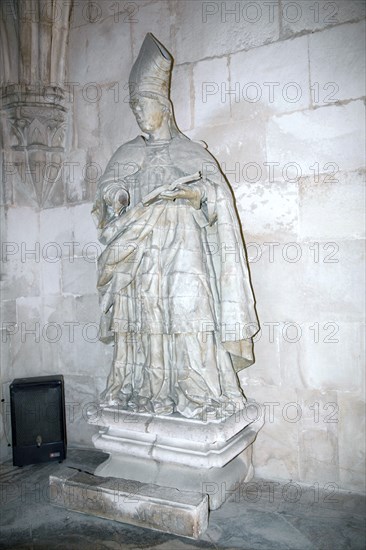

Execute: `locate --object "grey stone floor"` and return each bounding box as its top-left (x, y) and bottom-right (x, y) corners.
top-left (0, 449), bottom-right (365, 550)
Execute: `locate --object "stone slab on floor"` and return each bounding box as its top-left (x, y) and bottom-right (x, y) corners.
top-left (50, 467), bottom-right (208, 539)
top-left (1, 450), bottom-right (365, 549)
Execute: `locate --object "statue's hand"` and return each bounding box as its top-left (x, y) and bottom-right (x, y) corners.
top-left (115, 189), bottom-right (129, 207)
top-left (105, 185), bottom-right (130, 215)
top-left (111, 190), bottom-right (129, 216)
top-left (159, 183), bottom-right (202, 209)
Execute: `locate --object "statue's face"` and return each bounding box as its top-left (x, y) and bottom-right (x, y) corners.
top-left (130, 95), bottom-right (166, 133)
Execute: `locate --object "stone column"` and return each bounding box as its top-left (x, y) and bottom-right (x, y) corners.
top-left (0, 0), bottom-right (72, 207)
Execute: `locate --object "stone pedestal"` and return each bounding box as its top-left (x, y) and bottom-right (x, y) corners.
top-left (50, 402), bottom-right (263, 538)
top-left (88, 401), bottom-right (264, 512)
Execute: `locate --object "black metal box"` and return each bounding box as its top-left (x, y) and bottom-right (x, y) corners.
top-left (10, 375), bottom-right (67, 466)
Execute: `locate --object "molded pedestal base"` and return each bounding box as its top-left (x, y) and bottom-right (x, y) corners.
top-left (94, 445), bottom-right (253, 511)
top-left (89, 402), bottom-right (264, 511)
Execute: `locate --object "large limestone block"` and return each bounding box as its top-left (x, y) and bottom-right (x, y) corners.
top-left (61, 256), bottom-right (97, 295)
top-left (0, 330), bottom-right (12, 385)
top-left (253, 239), bottom-right (364, 327)
top-left (1, 257), bottom-right (41, 301)
top-left (64, 149), bottom-right (89, 204)
top-left (70, 203), bottom-right (99, 258)
top-left (240, 328), bottom-right (281, 388)
top-left (248, 245), bottom-right (307, 323)
top-left (297, 389), bottom-right (339, 485)
top-left (40, 258), bottom-right (61, 296)
top-left (230, 35), bottom-right (309, 119)
top-left (188, 120), bottom-right (267, 190)
top-left (50, 469), bottom-right (208, 539)
top-left (266, 101), bottom-right (365, 178)
top-left (173, 0), bottom-right (279, 64)
top-left (11, 297), bottom-right (43, 378)
top-left (171, 64), bottom-right (192, 132)
top-left (193, 57), bottom-right (230, 127)
top-left (299, 240), bottom-right (364, 323)
top-left (7, 207), bottom-right (39, 249)
top-left (73, 88), bottom-right (100, 150)
top-left (41, 294), bottom-right (75, 373)
top-left (130, 1), bottom-right (174, 63)
top-left (296, 321), bottom-right (364, 393)
top-left (98, 84), bottom-right (137, 159)
top-left (68, 16), bottom-right (132, 85)
top-left (298, 170), bottom-right (365, 241)
top-left (338, 393), bottom-right (366, 492)
top-left (39, 206), bottom-right (73, 255)
top-left (246, 386), bottom-right (300, 481)
top-left (309, 21), bottom-right (366, 105)
top-left (235, 179), bottom-right (298, 240)
top-left (63, 374), bottom-right (102, 446)
top-left (281, 0), bottom-right (365, 37)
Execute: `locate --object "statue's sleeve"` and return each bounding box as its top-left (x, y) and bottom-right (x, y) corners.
top-left (92, 138), bottom-right (143, 231)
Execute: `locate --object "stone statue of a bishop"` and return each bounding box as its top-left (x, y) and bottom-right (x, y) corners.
top-left (92, 33), bottom-right (259, 419)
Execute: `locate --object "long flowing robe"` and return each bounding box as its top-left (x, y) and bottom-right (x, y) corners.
top-left (92, 133), bottom-right (259, 419)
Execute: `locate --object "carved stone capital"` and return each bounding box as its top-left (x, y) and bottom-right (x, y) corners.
top-left (1, 84), bottom-right (68, 207)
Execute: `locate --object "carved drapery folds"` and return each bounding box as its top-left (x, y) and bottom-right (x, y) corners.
top-left (0, 1), bottom-right (72, 207)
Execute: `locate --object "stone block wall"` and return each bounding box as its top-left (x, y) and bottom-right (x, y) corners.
top-left (1, 0), bottom-right (365, 493)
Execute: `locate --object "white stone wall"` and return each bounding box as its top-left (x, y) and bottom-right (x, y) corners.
top-left (1, 0), bottom-right (365, 493)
